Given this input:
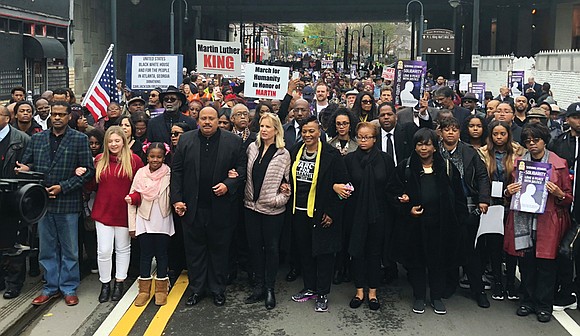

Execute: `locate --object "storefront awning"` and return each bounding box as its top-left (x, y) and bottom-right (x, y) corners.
top-left (23, 36), bottom-right (66, 59)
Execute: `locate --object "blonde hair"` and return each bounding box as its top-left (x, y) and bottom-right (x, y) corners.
top-left (256, 112), bottom-right (285, 149)
top-left (96, 126), bottom-right (135, 183)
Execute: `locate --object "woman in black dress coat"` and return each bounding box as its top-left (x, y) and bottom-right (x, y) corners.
top-left (341, 122), bottom-right (406, 311)
top-left (396, 128), bottom-right (468, 315)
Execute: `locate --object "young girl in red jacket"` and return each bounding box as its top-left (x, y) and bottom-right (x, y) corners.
top-left (126, 142), bottom-right (174, 306)
top-left (90, 126), bottom-right (144, 303)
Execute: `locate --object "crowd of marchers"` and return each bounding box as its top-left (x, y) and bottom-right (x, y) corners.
top-left (0, 69), bottom-right (579, 323)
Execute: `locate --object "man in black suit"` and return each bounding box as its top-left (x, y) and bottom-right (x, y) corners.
top-left (227, 103), bottom-right (257, 283)
top-left (378, 102), bottom-right (432, 167)
top-left (494, 86), bottom-right (514, 105)
top-left (171, 106), bottom-right (247, 307)
top-left (523, 77), bottom-right (542, 103)
top-left (283, 99), bottom-right (311, 150)
top-left (434, 87), bottom-right (470, 127)
top-left (396, 92), bottom-right (438, 127)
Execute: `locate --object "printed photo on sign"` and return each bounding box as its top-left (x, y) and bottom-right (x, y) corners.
top-left (510, 160), bottom-right (552, 214)
top-left (508, 70), bottom-right (525, 96)
top-left (394, 60), bottom-right (426, 107)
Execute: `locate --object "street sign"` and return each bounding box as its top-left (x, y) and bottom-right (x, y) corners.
top-left (471, 54), bottom-right (481, 68)
top-left (421, 29), bottom-right (454, 54)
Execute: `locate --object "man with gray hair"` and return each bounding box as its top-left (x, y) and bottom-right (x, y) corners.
top-left (524, 77), bottom-right (542, 102)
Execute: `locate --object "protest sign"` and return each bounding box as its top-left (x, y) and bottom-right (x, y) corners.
top-left (510, 160), bottom-right (552, 214)
top-left (459, 73), bottom-right (471, 92)
top-left (394, 60), bottom-right (427, 107)
top-left (508, 70), bottom-right (525, 96)
top-left (196, 39), bottom-right (242, 76)
top-left (126, 54), bottom-right (183, 90)
top-left (382, 68), bottom-right (395, 81)
top-left (244, 63), bottom-right (290, 100)
top-left (321, 59), bottom-right (334, 69)
top-left (468, 82), bottom-right (486, 103)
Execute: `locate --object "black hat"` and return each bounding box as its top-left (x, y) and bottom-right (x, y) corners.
top-left (127, 96), bottom-right (146, 106)
top-left (159, 85), bottom-right (187, 107)
top-left (566, 102), bottom-right (580, 117)
top-left (462, 92), bottom-right (479, 102)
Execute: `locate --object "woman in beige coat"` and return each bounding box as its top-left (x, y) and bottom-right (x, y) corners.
top-left (243, 113), bottom-right (291, 310)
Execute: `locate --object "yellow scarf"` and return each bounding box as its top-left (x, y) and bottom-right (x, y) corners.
top-left (292, 140), bottom-right (322, 218)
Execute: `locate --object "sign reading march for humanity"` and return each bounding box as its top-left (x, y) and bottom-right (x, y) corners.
top-left (510, 160), bottom-right (552, 214)
top-left (244, 64), bottom-right (290, 100)
top-left (126, 54), bottom-right (183, 90)
top-left (196, 39), bottom-right (242, 76)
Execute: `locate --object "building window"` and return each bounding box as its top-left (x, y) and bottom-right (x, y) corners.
top-left (56, 27), bottom-right (66, 40)
top-left (0, 18), bottom-right (7, 32)
top-left (23, 22), bottom-right (34, 36)
top-left (46, 25), bottom-right (57, 38)
top-left (8, 19), bottom-right (21, 34)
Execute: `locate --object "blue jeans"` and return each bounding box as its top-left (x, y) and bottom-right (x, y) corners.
top-left (38, 212), bottom-right (80, 296)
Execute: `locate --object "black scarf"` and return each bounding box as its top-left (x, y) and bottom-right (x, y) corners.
top-left (348, 146), bottom-right (381, 257)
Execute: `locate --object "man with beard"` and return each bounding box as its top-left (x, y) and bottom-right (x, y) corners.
top-left (147, 88), bottom-right (164, 118)
top-left (147, 86), bottom-right (196, 145)
top-left (171, 106), bottom-right (246, 307)
top-left (514, 96), bottom-right (529, 127)
top-left (34, 98), bottom-right (51, 130)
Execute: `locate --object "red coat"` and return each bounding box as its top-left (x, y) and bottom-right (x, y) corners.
top-left (504, 152), bottom-right (572, 259)
top-left (89, 153), bottom-right (144, 227)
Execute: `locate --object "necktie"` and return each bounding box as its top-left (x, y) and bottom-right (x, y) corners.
top-left (296, 126), bottom-right (302, 142)
top-left (386, 133), bottom-right (394, 158)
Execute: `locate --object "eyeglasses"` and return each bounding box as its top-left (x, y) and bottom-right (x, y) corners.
top-left (234, 112), bottom-right (249, 117)
top-left (163, 97), bottom-right (178, 103)
top-left (171, 131), bottom-right (183, 137)
top-left (361, 100), bottom-right (373, 104)
top-left (358, 136), bottom-right (375, 142)
top-left (524, 137), bottom-right (542, 145)
top-left (150, 94), bottom-right (158, 97)
top-left (51, 112), bottom-right (68, 118)
top-left (336, 122), bottom-right (350, 128)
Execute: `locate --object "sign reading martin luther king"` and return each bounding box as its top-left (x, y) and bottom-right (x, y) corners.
top-left (196, 39), bottom-right (242, 76)
top-left (244, 64), bottom-right (290, 100)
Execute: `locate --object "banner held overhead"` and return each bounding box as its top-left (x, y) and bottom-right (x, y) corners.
top-left (126, 54), bottom-right (183, 91)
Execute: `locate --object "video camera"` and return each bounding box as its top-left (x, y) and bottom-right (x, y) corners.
top-left (0, 171), bottom-right (48, 251)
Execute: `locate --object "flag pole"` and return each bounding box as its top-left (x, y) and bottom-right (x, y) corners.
top-left (81, 44), bottom-right (115, 107)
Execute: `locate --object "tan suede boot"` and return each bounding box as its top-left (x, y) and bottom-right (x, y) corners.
top-left (134, 277), bottom-right (152, 307)
top-left (154, 277), bottom-right (170, 306)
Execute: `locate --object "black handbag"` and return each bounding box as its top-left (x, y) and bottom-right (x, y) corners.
top-left (558, 217), bottom-right (580, 260)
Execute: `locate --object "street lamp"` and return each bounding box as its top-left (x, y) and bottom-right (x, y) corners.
top-left (362, 24), bottom-right (373, 66)
top-left (170, 0), bottom-right (189, 54)
top-left (350, 29), bottom-right (361, 71)
top-left (405, 0), bottom-right (424, 61)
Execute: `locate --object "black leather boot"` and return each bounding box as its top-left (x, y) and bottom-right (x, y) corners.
top-left (98, 282), bottom-right (111, 303)
top-left (265, 288), bottom-right (276, 310)
top-left (111, 281), bottom-right (124, 301)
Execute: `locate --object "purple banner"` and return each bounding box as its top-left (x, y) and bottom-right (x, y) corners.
top-left (510, 160), bottom-right (552, 214)
top-left (394, 60), bottom-right (427, 107)
top-left (468, 82), bottom-right (486, 103)
top-left (508, 70), bottom-right (525, 97)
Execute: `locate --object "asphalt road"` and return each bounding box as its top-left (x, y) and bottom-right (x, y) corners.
top-left (108, 266), bottom-right (576, 336)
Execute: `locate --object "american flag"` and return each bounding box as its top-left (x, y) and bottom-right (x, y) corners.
top-left (82, 45), bottom-right (117, 121)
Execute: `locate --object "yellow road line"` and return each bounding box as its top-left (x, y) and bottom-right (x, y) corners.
top-left (109, 279), bottom-right (156, 336)
top-left (143, 273), bottom-right (189, 336)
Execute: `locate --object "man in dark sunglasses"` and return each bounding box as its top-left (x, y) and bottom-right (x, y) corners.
top-left (147, 85), bottom-right (197, 144)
